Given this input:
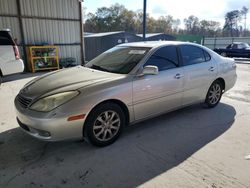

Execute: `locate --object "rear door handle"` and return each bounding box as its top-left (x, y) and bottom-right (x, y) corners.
top-left (174, 73), bottom-right (183, 79)
top-left (209, 67), bottom-right (215, 71)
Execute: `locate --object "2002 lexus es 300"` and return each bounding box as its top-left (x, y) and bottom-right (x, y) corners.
top-left (15, 41), bottom-right (237, 146)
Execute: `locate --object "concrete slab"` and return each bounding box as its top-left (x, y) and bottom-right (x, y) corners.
top-left (0, 65), bottom-right (250, 188)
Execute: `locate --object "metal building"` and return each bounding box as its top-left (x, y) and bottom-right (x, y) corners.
top-left (84, 31), bottom-right (142, 61)
top-left (0, 0), bottom-right (84, 68)
top-left (137, 33), bottom-right (176, 41)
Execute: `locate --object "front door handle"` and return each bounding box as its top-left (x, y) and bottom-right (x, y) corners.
top-left (174, 73), bottom-right (183, 79)
top-left (209, 67), bottom-right (215, 71)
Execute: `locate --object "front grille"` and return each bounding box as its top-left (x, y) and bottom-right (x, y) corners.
top-left (17, 94), bottom-right (32, 108)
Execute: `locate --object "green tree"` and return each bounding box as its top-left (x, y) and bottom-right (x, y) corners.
top-left (184, 15), bottom-right (200, 34)
top-left (85, 4), bottom-right (242, 37)
top-left (84, 4), bottom-right (176, 34)
top-left (241, 6), bottom-right (249, 35)
top-left (172, 19), bottom-right (181, 33)
top-left (200, 20), bottom-right (221, 36)
top-left (85, 4), bottom-right (130, 32)
top-left (223, 10), bottom-right (241, 37)
top-left (120, 9), bottom-right (137, 32)
top-left (154, 16), bottom-right (174, 33)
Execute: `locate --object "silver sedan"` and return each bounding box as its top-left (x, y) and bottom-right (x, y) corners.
top-left (15, 41), bottom-right (237, 146)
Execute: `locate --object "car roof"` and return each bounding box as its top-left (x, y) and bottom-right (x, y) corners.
top-left (232, 42), bottom-right (247, 45)
top-left (0, 29), bottom-right (11, 32)
top-left (118, 41), bottom-right (197, 48)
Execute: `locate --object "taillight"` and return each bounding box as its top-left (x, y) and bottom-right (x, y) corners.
top-left (13, 45), bottom-right (20, 60)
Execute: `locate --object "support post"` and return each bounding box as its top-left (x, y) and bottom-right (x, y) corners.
top-left (16, 0), bottom-right (28, 71)
top-left (79, 0), bottom-right (85, 65)
top-left (142, 0), bottom-right (147, 41)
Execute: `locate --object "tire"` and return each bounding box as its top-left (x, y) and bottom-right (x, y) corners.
top-left (84, 102), bottom-right (125, 147)
top-left (0, 75), bottom-right (2, 86)
top-left (221, 52), bottom-right (227, 57)
top-left (204, 80), bottom-right (223, 108)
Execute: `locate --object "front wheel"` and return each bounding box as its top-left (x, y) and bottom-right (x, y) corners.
top-left (204, 81), bottom-right (223, 108)
top-left (0, 75), bottom-right (2, 86)
top-left (84, 103), bottom-right (125, 147)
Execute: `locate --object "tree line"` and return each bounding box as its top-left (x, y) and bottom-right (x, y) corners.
top-left (84, 4), bottom-right (249, 37)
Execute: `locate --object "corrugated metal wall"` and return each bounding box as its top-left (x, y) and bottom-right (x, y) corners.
top-left (0, 0), bottom-right (17, 14)
top-left (85, 37), bottom-right (102, 61)
top-left (20, 0), bottom-right (79, 19)
top-left (60, 46), bottom-right (81, 64)
top-left (203, 37), bottom-right (250, 49)
top-left (0, 17), bottom-right (21, 41)
top-left (85, 32), bottom-right (143, 61)
top-left (22, 19), bottom-right (80, 44)
top-left (0, 0), bottom-right (83, 68)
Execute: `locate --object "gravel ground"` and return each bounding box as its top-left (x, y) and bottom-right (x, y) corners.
top-left (0, 64), bottom-right (250, 188)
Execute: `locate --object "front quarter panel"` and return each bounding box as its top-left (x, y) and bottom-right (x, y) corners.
top-left (55, 75), bottom-right (134, 122)
top-left (15, 75), bottom-right (134, 141)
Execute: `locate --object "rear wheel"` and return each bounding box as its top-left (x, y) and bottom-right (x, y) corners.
top-left (204, 81), bottom-right (223, 108)
top-left (84, 103), bottom-right (125, 147)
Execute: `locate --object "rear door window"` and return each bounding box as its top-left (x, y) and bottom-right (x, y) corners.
top-left (203, 50), bottom-right (211, 61)
top-left (238, 44), bottom-right (245, 49)
top-left (179, 45), bottom-right (206, 66)
top-left (144, 46), bottom-right (179, 71)
top-left (0, 31), bottom-right (14, 45)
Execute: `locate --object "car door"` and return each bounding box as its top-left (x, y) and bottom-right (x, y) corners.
top-left (237, 43), bottom-right (249, 58)
top-left (231, 43), bottom-right (242, 57)
top-left (132, 45), bottom-right (184, 121)
top-left (179, 44), bottom-right (217, 106)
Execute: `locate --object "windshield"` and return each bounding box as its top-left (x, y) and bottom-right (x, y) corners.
top-left (85, 46), bottom-right (151, 74)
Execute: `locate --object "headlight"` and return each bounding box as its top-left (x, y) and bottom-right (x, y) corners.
top-left (30, 91), bottom-right (79, 112)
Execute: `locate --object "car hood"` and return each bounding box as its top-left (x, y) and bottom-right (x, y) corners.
top-left (20, 66), bottom-right (122, 98)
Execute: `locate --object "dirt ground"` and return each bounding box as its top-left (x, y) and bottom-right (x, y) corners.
top-left (0, 64), bottom-right (250, 188)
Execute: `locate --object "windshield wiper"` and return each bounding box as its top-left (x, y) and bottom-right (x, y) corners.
top-left (90, 65), bottom-right (112, 72)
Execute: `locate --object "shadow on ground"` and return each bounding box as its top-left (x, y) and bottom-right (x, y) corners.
top-left (0, 103), bottom-right (236, 188)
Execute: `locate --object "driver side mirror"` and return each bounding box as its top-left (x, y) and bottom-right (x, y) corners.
top-left (142, 65), bottom-right (159, 75)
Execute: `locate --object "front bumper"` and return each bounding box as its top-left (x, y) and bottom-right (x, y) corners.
top-left (15, 98), bottom-right (86, 141)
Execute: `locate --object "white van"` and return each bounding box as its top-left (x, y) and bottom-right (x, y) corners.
top-left (0, 29), bottom-right (24, 85)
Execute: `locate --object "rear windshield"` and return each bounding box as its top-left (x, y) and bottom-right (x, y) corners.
top-left (0, 31), bottom-right (15, 45)
top-left (85, 46), bottom-right (151, 74)
top-left (241, 43), bottom-right (250, 48)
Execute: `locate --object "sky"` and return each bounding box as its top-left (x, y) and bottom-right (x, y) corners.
top-left (84, 0), bottom-right (250, 29)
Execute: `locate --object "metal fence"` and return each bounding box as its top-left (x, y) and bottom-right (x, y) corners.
top-left (203, 37), bottom-right (250, 49)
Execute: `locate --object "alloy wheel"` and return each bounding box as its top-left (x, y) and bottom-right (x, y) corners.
top-left (208, 83), bottom-right (221, 105)
top-left (93, 110), bottom-right (121, 142)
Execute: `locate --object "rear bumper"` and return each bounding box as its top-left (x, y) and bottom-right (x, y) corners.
top-left (225, 73), bottom-right (237, 92)
top-left (18, 59), bottom-right (25, 73)
top-left (2, 59), bottom-right (24, 76)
